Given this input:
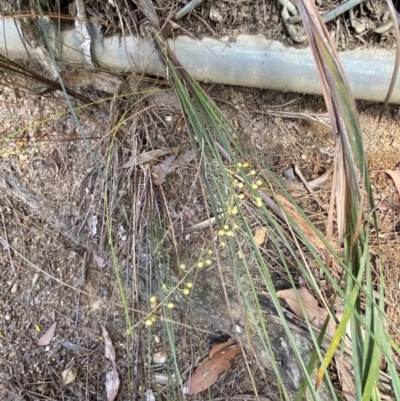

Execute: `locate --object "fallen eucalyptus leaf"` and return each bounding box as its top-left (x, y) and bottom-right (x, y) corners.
top-left (385, 170), bottom-right (400, 197)
top-left (183, 338), bottom-right (242, 395)
top-left (152, 151), bottom-right (195, 186)
top-left (277, 287), bottom-right (336, 336)
top-left (92, 252), bottom-right (106, 268)
top-left (123, 148), bottom-right (174, 168)
top-left (101, 326), bottom-right (120, 401)
top-left (37, 322), bottom-right (57, 346)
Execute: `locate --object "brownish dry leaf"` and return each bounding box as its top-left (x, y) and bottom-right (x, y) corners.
top-left (183, 338), bottom-right (242, 395)
top-left (275, 193), bottom-right (325, 250)
top-left (152, 150), bottom-right (195, 186)
top-left (122, 148), bottom-right (173, 168)
top-left (101, 326), bottom-right (120, 401)
top-left (385, 170), bottom-right (400, 197)
top-left (37, 321), bottom-right (57, 346)
top-left (335, 356), bottom-right (356, 401)
top-left (92, 252), bottom-right (106, 268)
top-left (253, 226), bottom-right (268, 246)
top-left (276, 287), bottom-right (336, 336)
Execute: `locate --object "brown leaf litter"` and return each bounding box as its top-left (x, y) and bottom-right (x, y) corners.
top-left (183, 338), bottom-right (242, 395)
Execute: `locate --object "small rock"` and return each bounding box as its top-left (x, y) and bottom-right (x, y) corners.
top-left (153, 351), bottom-right (167, 364)
top-left (210, 4), bottom-right (223, 22)
top-left (154, 373), bottom-right (169, 384)
top-left (145, 389), bottom-right (156, 401)
top-left (283, 167), bottom-right (295, 181)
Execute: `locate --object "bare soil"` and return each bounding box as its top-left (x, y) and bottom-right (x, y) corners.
top-left (1, 1), bottom-right (400, 400)
top-left (2, 73), bottom-right (400, 400)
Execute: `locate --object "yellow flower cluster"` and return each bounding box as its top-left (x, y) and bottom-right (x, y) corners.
top-left (145, 295), bottom-right (176, 327)
top-left (233, 163), bottom-right (264, 208)
top-left (145, 315), bottom-right (157, 326)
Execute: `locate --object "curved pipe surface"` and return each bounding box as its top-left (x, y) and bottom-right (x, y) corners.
top-left (0, 19), bottom-right (398, 103)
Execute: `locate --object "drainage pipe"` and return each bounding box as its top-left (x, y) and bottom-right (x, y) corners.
top-left (0, 18), bottom-right (398, 103)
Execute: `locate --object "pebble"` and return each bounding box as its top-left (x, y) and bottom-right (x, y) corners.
top-left (283, 167), bottom-right (295, 181)
top-left (153, 351), bottom-right (167, 364)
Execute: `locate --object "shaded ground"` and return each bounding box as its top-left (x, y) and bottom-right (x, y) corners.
top-left (1, 70), bottom-right (400, 399)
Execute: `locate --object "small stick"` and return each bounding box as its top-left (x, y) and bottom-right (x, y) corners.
top-left (74, 251), bottom-right (88, 328)
top-left (174, 0), bottom-right (205, 20)
top-left (0, 207), bottom-right (15, 274)
top-left (294, 165), bottom-right (326, 210)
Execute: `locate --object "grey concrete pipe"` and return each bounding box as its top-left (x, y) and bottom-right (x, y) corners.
top-left (0, 18), bottom-right (398, 103)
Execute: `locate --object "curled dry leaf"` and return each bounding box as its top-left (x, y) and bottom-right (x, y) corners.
top-left (62, 365), bottom-right (78, 385)
top-left (152, 151), bottom-right (196, 186)
top-left (183, 338), bottom-right (242, 395)
top-left (253, 226), bottom-right (268, 246)
top-left (276, 287), bottom-right (336, 336)
top-left (37, 321), bottom-right (57, 346)
top-left (122, 148), bottom-right (174, 168)
top-left (385, 170), bottom-right (400, 197)
top-left (92, 252), bottom-right (106, 268)
top-left (101, 326), bottom-right (120, 401)
top-left (62, 70), bottom-right (121, 93)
